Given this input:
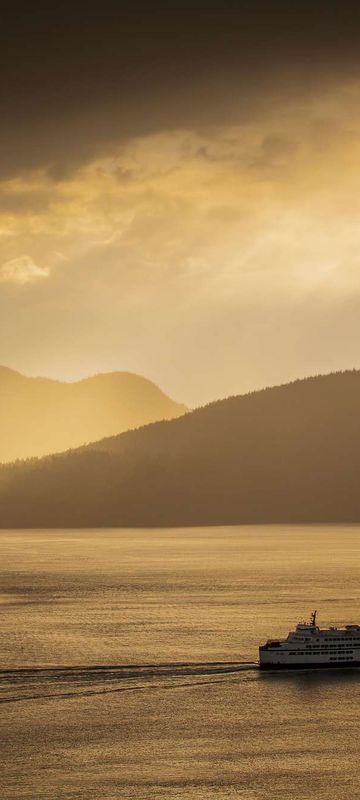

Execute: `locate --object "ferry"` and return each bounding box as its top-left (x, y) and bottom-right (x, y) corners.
top-left (259, 611), bottom-right (360, 669)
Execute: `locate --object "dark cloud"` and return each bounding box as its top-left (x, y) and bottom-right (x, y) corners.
top-left (1, 2), bottom-right (360, 179)
top-left (0, 188), bottom-right (53, 213)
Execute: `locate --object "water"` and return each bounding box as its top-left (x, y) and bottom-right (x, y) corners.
top-left (1, 525), bottom-right (360, 799)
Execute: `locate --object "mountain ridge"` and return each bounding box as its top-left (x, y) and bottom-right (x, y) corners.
top-left (1, 369), bottom-right (360, 527)
top-left (0, 367), bottom-right (187, 463)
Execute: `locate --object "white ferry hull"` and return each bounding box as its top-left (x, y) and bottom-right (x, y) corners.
top-left (259, 613), bottom-right (360, 670)
top-left (259, 659), bottom-right (360, 670)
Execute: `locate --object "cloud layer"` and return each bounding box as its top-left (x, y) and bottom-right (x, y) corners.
top-left (1, 255), bottom-right (50, 285)
top-left (2, 77), bottom-right (360, 403)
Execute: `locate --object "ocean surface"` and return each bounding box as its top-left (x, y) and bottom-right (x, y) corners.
top-left (1, 526), bottom-right (360, 799)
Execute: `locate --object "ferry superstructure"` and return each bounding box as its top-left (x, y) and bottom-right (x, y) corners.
top-left (259, 611), bottom-right (360, 669)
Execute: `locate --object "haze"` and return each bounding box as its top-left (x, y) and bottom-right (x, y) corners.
top-left (2, 3), bottom-right (360, 406)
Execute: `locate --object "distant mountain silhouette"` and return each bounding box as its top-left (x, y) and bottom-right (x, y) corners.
top-left (2, 370), bottom-right (360, 528)
top-left (0, 367), bottom-right (187, 462)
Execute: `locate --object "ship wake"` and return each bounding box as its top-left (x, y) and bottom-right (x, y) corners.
top-left (0, 661), bottom-right (258, 705)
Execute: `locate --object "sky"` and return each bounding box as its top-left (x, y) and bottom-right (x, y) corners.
top-left (2, 1), bottom-right (360, 406)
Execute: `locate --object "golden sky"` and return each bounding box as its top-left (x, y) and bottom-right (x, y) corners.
top-left (1, 5), bottom-right (360, 405)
